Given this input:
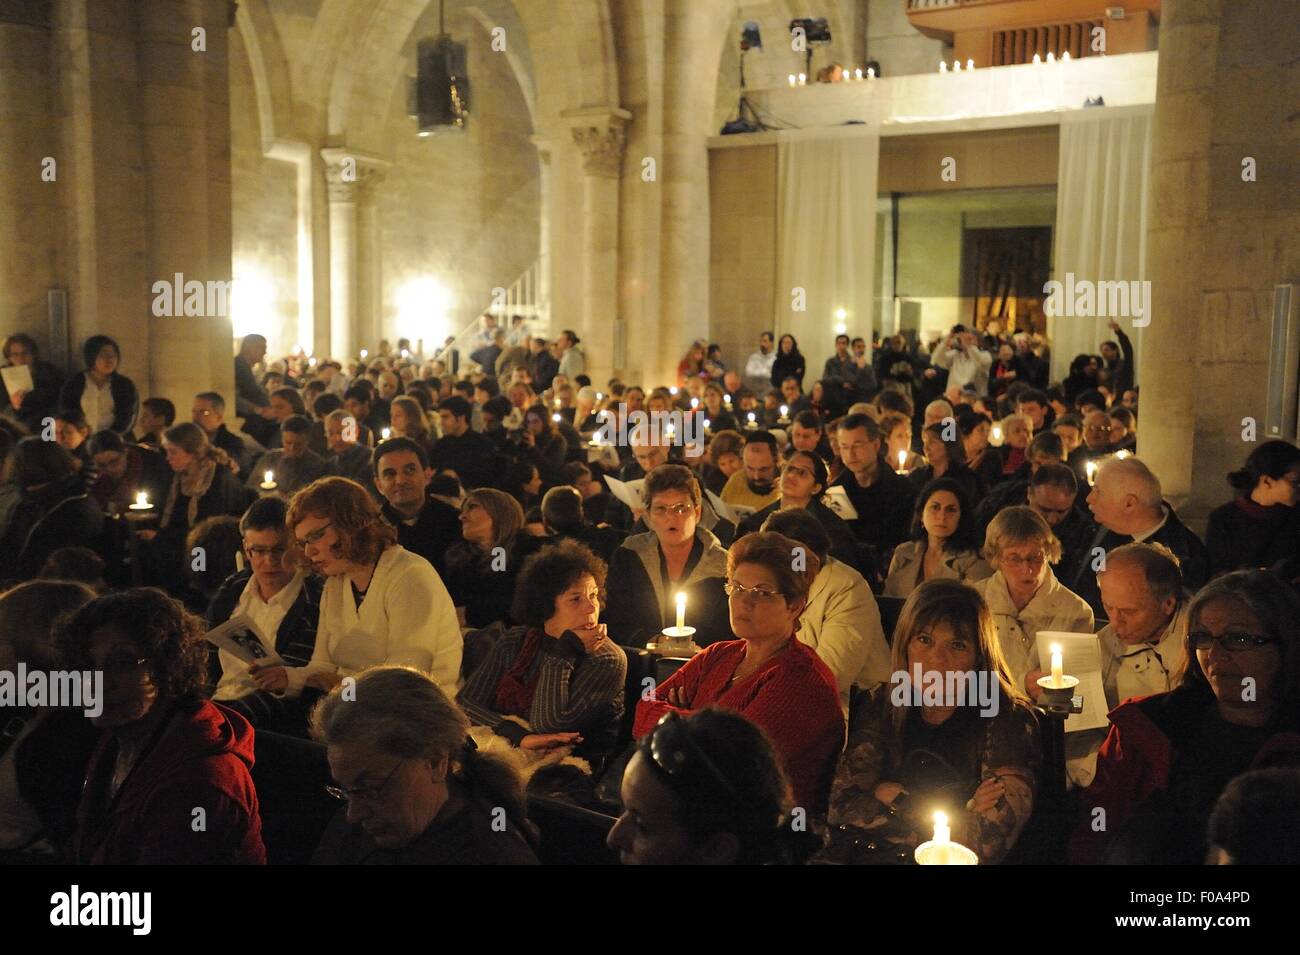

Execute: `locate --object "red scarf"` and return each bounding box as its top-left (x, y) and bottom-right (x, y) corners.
top-left (495, 628), bottom-right (546, 716)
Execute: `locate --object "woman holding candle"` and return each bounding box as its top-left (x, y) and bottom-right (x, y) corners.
top-left (286, 477), bottom-right (462, 697)
top-left (826, 578), bottom-right (1040, 864)
top-left (458, 540), bottom-right (627, 765)
top-left (633, 532), bottom-right (845, 812)
top-left (603, 465), bottom-right (732, 649)
top-left (701, 383), bottom-right (739, 434)
top-left (880, 413), bottom-right (920, 474)
top-left (884, 478), bottom-right (992, 598)
top-left (1071, 570), bottom-right (1300, 864)
top-left (976, 506), bottom-right (1094, 696)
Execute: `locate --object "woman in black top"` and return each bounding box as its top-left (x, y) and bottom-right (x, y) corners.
top-left (59, 335), bottom-right (139, 436)
top-left (770, 334), bottom-right (806, 391)
top-left (444, 488), bottom-right (547, 629)
top-left (0, 438), bottom-right (105, 581)
top-left (310, 667), bottom-right (539, 864)
top-left (908, 421), bottom-right (985, 508)
top-left (1205, 441), bottom-right (1300, 577)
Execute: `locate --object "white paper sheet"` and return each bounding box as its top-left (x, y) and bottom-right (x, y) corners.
top-left (1, 364), bottom-right (34, 395)
top-left (822, 484), bottom-right (859, 521)
top-left (603, 475), bottom-right (646, 511)
top-left (205, 614), bottom-right (286, 667)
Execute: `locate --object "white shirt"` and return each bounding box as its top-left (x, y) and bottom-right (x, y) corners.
top-left (932, 344), bottom-right (993, 394)
top-left (745, 350), bottom-right (776, 382)
top-left (213, 571), bottom-right (305, 701)
top-left (81, 376), bottom-right (116, 431)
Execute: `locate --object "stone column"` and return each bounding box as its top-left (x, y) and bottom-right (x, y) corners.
top-left (356, 168), bottom-right (386, 354)
top-left (1141, 0), bottom-right (1300, 526)
top-left (531, 138), bottom-right (554, 335)
top-left (321, 148), bottom-right (387, 360)
top-left (566, 109), bottom-right (630, 388)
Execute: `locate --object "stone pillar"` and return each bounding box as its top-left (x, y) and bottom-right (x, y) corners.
top-left (531, 139), bottom-right (554, 335)
top-left (566, 109), bottom-right (630, 388)
top-left (1141, 0), bottom-right (1300, 526)
top-left (356, 169), bottom-right (385, 353)
top-left (321, 148), bottom-right (387, 360)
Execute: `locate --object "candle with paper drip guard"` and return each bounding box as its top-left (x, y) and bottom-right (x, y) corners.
top-left (1036, 641), bottom-right (1080, 707)
top-left (652, 590), bottom-right (698, 654)
top-left (260, 470), bottom-right (277, 491)
top-left (914, 811), bottom-right (978, 865)
top-left (989, 424), bottom-right (1004, 447)
top-left (128, 491), bottom-right (153, 511)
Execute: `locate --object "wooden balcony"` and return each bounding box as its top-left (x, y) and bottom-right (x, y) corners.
top-left (905, 0), bottom-right (1161, 67)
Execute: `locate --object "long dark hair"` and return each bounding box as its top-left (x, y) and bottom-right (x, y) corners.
top-left (778, 334), bottom-right (801, 356)
top-left (910, 477), bottom-right (979, 553)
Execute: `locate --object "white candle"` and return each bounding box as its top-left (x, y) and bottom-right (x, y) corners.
top-left (780, 404), bottom-right (789, 419)
top-left (669, 387), bottom-right (678, 396)
top-left (401, 348), bottom-right (409, 358)
top-left (704, 418), bottom-right (712, 432)
top-left (867, 67), bottom-right (875, 79)
top-left (1086, 461), bottom-right (1098, 486)
top-left (966, 59), bottom-right (974, 70)
top-left (897, 449), bottom-right (907, 471)
top-left (596, 392), bottom-right (603, 401)
top-left (264, 470), bottom-right (274, 485)
top-left (747, 412), bottom-right (756, 427)
top-left (939, 61), bottom-right (947, 73)
top-left (854, 68), bottom-right (863, 81)
top-left (933, 811), bottom-right (951, 845)
top-left (130, 491), bottom-right (152, 510)
top-left (1032, 53), bottom-right (1041, 65)
top-left (797, 73), bottom-right (806, 85)
top-left (552, 413), bottom-right (561, 423)
top-left (1050, 643), bottom-right (1064, 687)
top-left (991, 425), bottom-right (1003, 443)
top-left (724, 393), bottom-right (733, 409)
top-left (675, 592), bottom-right (686, 631)
top-left (1062, 51), bottom-right (1070, 62)
top-left (953, 60), bottom-right (961, 72)
top-left (1115, 449), bottom-right (1130, 460)
top-left (360, 349), bottom-right (368, 359)
top-left (381, 428), bottom-right (391, 440)
top-left (691, 397), bottom-right (699, 409)
top-left (1046, 52), bottom-right (1055, 63)
top-left (788, 74), bottom-right (797, 87)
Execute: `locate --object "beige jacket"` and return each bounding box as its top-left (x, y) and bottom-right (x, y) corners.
top-left (883, 540), bottom-right (993, 598)
top-left (797, 557), bottom-right (891, 711)
top-left (978, 568), bottom-right (1095, 693)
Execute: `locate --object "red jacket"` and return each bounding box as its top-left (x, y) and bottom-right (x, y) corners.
top-left (75, 700), bottom-right (266, 865)
top-left (633, 638), bottom-right (845, 813)
top-left (1069, 688), bottom-right (1300, 864)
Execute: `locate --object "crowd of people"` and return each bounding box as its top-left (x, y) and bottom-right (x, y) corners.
top-left (1, 315), bottom-right (1297, 866)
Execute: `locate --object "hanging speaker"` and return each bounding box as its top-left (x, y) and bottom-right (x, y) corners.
top-left (412, 34), bottom-right (470, 136)
top-left (1264, 284), bottom-right (1297, 441)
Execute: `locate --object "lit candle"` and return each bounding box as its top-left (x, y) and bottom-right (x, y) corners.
top-left (308, 357), bottom-right (317, 367)
top-left (1062, 51), bottom-right (1070, 62)
top-left (675, 592), bottom-right (686, 631)
top-left (401, 348), bottom-right (409, 358)
top-left (854, 68), bottom-right (863, 81)
top-left (690, 397), bottom-right (699, 409)
top-left (966, 59), bottom-right (974, 70)
top-left (797, 73), bottom-right (806, 85)
top-left (129, 491), bottom-right (152, 511)
top-left (1046, 52), bottom-right (1055, 63)
top-left (552, 413), bottom-right (561, 423)
top-left (1050, 643), bottom-right (1064, 687)
top-left (780, 404), bottom-right (789, 419)
top-left (788, 74), bottom-right (797, 87)
top-left (704, 418), bottom-right (712, 432)
top-left (991, 425), bottom-right (1003, 444)
top-left (381, 427), bottom-right (391, 440)
top-left (1115, 449), bottom-right (1130, 460)
top-left (596, 392), bottom-right (603, 401)
top-left (897, 449), bottom-right (907, 472)
top-left (1086, 460), bottom-right (1098, 486)
top-left (746, 412), bottom-right (757, 428)
top-left (953, 60), bottom-right (961, 72)
top-left (939, 61), bottom-right (947, 73)
top-left (260, 470), bottom-right (277, 490)
top-left (554, 398), bottom-right (561, 409)
top-left (360, 349), bottom-right (368, 359)
top-left (724, 393), bottom-right (733, 409)
top-left (933, 811), bottom-right (951, 844)
top-left (669, 387), bottom-right (678, 396)
top-left (1032, 53), bottom-right (1041, 65)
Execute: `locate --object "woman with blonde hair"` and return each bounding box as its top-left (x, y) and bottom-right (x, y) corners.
top-left (387, 395), bottom-right (433, 455)
top-left (827, 578), bottom-right (1040, 864)
top-left (284, 477), bottom-right (461, 697)
top-left (311, 666), bottom-right (538, 864)
top-left (976, 505), bottom-right (1094, 696)
top-left (158, 422), bottom-right (251, 532)
top-left (444, 487), bottom-right (546, 629)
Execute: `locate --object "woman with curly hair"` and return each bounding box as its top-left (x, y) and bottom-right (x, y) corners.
top-left (459, 540), bottom-right (627, 764)
top-left (64, 588), bottom-right (266, 864)
top-left (285, 477), bottom-right (461, 697)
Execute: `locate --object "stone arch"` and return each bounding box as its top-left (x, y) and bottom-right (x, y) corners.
top-left (233, 0), bottom-right (294, 150)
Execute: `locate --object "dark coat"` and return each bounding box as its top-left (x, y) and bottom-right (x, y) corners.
top-left (770, 351), bottom-right (806, 390)
top-left (59, 370), bottom-right (139, 435)
top-left (737, 498), bottom-right (863, 574)
top-left (0, 358), bottom-right (64, 432)
top-left (380, 494), bottom-right (462, 578)
top-left (431, 430), bottom-right (498, 490)
top-left (74, 699), bottom-right (266, 864)
top-left (1, 481), bottom-right (106, 580)
top-left (7, 710), bottom-right (100, 856)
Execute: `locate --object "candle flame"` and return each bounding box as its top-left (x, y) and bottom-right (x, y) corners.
top-left (264, 470), bottom-right (274, 484)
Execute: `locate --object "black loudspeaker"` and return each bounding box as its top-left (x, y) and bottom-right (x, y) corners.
top-left (409, 34), bottom-right (470, 135)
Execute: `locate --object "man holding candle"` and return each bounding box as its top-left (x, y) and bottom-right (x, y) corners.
top-left (829, 414), bottom-right (918, 571)
top-left (247, 416), bottom-right (328, 498)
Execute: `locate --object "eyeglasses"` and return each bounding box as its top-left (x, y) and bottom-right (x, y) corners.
top-left (1189, 632), bottom-right (1280, 652)
top-left (724, 580), bottom-right (786, 602)
top-left (1085, 425), bottom-right (1112, 434)
top-left (295, 521), bottom-right (334, 548)
top-left (100, 653), bottom-right (149, 676)
top-left (783, 464), bottom-right (814, 479)
top-left (647, 712), bottom-right (743, 805)
top-left (650, 503), bottom-right (694, 518)
top-left (325, 760), bottom-right (404, 803)
top-left (246, 545), bottom-right (288, 560)
top-left (1000, 552), bottom-right (1047, 570)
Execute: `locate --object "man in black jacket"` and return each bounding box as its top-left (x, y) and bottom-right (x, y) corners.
top-left (206, 496), bottom-right (323, 737)
top-left (830, 413), bottom-right (918, 573)
top-left (373, 437), bottom-right (461, 578)
top-left (431, 396), bottom-right (496, 490)
top-left (1065, 455), bottom-right (1210, 615)
top-left (193, 392), bottom-right (255, 480)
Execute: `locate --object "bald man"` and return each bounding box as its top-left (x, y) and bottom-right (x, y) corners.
top-left (1064, 456), bottom-right (1210, 614)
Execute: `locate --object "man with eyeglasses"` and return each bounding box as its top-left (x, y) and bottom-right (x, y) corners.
top-left (205, 496), bottom-right (323, 735)
top-left (1067, 408), bottom-right (1116, 488)
top-left (1067, 456), bottom-right (1210, 616)
top-left (0, 332), bottom-right (64, 432)
top-left (830, 413), bottom-right (918, 566)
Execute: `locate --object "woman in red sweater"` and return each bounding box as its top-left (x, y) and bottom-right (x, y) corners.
top-left (633, 532), bottom-right (845, 813)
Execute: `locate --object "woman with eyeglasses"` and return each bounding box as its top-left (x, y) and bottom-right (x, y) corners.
top-left (65, 588), bottom-right (266, 864)
top-left (825, 579), bottom-right (1039, 864)
top-left (608, 708), bottom-right (815, 865)
top-left (976, 506), bottom-right (1094, 696)
top-left (58, 334), bottom-right (139, 437)
top-left (444, 488), bottom-right (546, 629)
top-left (311, 666), bottom-right (538, 864)
top-left (1205, 440), bottom-right (1300, 578)
top-left (286, 477), bottom-right (462, 697)
top-left (1071, 570), bottom-right (1300, 864)
top-left (458, 540), bottom-right (627, 764)
top-left (885, 478), bottom-right (991, 598)
top-left (204, 496), bottom-right (324, 736)
top-left (633, 532), bottom-right (844, 813)
top-left (603, 464), bottom-right (732, 648)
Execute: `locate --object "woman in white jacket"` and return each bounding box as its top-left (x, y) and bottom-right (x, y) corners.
top-left (977, 506), bottom-right (1094, 697)
top-left (763, 509), bottom-right (890, 711)
top-left (278, 477), bottom-right (462, 697)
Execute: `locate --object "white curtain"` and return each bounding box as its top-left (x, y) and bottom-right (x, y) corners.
top-left (776, 135), bottom-right (879, 381)
top-left (1050, 107), bottom-right (1153, 385)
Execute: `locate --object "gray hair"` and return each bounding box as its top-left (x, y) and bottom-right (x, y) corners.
top-left (312, 666), bottom-right (466, 762)
top-left (1100, 456), bottom-right (1163, 511)
top-left (983, 506), bottom-right (1062, 565)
